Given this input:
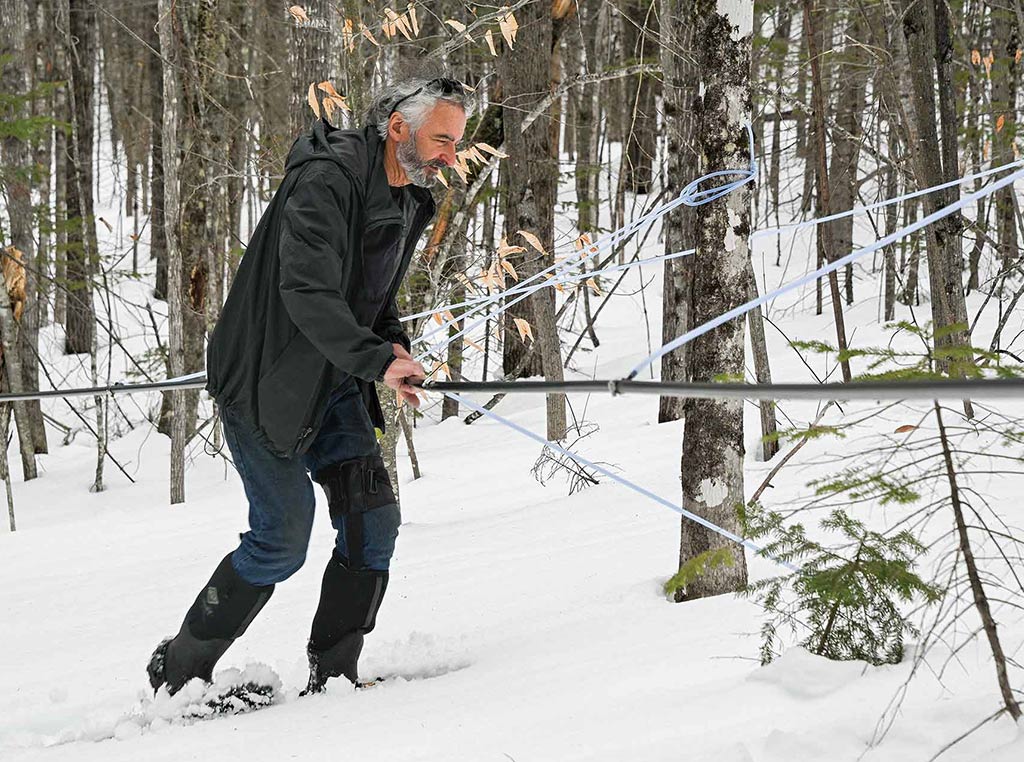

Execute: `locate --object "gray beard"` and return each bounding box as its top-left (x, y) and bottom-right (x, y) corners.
top-left (396, 137), bottom-right (444, 188)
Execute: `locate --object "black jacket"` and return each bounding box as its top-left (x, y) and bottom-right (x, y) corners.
top-left (206, 121), bottom-right (435, 458)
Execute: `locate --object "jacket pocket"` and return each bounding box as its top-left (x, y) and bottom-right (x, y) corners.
top-left (257, 330), bottom-right (328, 455)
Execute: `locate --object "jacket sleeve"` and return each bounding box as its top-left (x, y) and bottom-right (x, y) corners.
top-left (374, 296), bottom-right (412, 354)
top-left (278, 166), bottom-right (395, 382)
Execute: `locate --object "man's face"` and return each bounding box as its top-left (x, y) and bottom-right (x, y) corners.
top-left (394, 101), bottom-right (467, 188)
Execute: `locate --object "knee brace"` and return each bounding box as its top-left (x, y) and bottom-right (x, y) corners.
top-left (313, 455), bottom-right (396, 569)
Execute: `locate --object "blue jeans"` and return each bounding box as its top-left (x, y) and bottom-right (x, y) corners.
top-left (222, 378), bottom-right (401, 586)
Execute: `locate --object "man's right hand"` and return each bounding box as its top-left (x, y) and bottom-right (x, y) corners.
top-left (383, 356), bottom-right (426, 408)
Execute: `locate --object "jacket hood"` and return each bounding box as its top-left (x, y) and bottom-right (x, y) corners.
top-left (284, 119), bottom-right (372, 194)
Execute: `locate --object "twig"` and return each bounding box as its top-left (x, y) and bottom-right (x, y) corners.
top-left (750, 402), bottom-right (835, 504)
top-left (926, 707), bottom-right (1005, 762)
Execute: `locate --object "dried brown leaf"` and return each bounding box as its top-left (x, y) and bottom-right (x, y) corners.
top-left (512, 317), bottom-right (533, 344)
top-left (307, 82), bottom-right (321, 117)
top-left (476, 141), bottom-right (508, 159)
top-left (408, 3), bottom-right (420, 36)
top-left (518, 230), bottom-right (545, 255)
top-left (496, 236), bottom-right (526, 257)
top-left (499, 258), bottom-right (519, 281)
top-left (498, 7), bottom-right (518, 48)
top-left (360, 23), bottom-right (380, 46)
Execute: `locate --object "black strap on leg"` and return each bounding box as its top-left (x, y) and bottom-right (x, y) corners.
top-left (345, 513), bottom-right (365, 569)
top-left (313, 455), bottom-right (395, 571)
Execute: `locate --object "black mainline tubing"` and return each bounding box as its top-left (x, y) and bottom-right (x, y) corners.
top-left (5, 375), bottom-right (1022, 403)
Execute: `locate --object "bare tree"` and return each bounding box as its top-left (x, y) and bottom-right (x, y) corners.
top-left (63, 0), bottom-right (97, 356)
top-left (157, 0), bottom-right (186, 504)
top-left (674, 0), bottom-right (753, 601)
top-left (497, 1), bottom-right (567, 441)
top-left (658, 0), bottom-right (700, 423)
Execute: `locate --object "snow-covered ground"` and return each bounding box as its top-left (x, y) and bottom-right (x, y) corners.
top-left (1, 117), bottom-right (1023, 760)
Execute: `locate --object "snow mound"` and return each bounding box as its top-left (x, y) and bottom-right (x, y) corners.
top-left (39, 663), bottom-right (282, 747)
top-left (360, 631), bottom-right (473, 682)
top-left (745, 646), bottom-right (869, 699)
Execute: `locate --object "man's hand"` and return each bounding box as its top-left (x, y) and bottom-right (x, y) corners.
top-left (383, 350), bottom-right (426, 409)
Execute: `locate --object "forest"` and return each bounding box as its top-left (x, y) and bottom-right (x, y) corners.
top-left (0, 1), bottom-right (1022, 759)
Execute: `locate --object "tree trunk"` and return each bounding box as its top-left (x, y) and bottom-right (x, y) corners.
top-left (990, 1), bottom-right (1019, 278)
top-left (289, 0), bottom-right (337, 137)
top-left (658, 0), bottom-right (700, 423)
top-left (157, 0), bottom-right (186, 504)
top-left (53, 16), bottom-right (68, 328)
top-left (377, 385), bottom-right (401, 501)
top-left (746, 261), bottom-right (778, 461)
top-left (574, 0), bottom-right (603, 237)
top-left (0, 254), bottom-right (39, 482)
top-left (804, 0), bottom-right (852, 382)
top-left (884, 120), bottom-right (899, 321)
top-left (441, 241), bottom-right (466, 422)
top-left (0, 402), bottom-right (15, 531)
top-left (146, 0), bottom-right (168, 301)
top-left (622, 0), bottom-right (659, 195)
top-left (828, 12), bottom-right (869, 308)
top-left (498, 0), bottom-right (566, 440)
top-left (676, 0), bottom-right (753, 601)
top-left (63, 0), bottom-right (97, 356)
top-left (398, 407), bottom-right (420, 481)
top-left (157, 0), bottom-right (227, 440)
top-left (896, 0), bottom-right (973, 364)
top-left (1, 0), bottom-right (47, 455)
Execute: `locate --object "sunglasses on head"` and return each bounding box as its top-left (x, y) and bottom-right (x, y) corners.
top-left (389, 77), bottom-right (465, 117)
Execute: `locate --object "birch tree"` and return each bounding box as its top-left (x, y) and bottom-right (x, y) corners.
top-left (673, 0), bottom-right (753, 601)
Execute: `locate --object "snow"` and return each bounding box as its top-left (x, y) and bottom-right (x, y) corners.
top-left (1, 107), bottom-right (1023, 761)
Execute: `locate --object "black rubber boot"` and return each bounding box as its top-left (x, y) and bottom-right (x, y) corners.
top-left (303, 554), bottom-right (388, 693)
top-left (148, 553), bottom-right (274, 695)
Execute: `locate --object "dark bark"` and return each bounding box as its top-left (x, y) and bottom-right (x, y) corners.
top-left (63, 0), bottom-right (97, 356)
top-left (574, 0), bottom-right (603, 236)
top-left (621, 0), bottom-right (659, 194)
top-left (896, 0), bottom-right (973, 366)
top-left (3, 0), bottom-right (47, 454)
top-left (746, 261), bottom-right (778, 462)
top-left (289, 0), bottom-right (336, 138)
top-left (0, 0), bottom-right (40, 479)
top-left (146, 0), bottom-right (168, 300)
top-left (803, 0), bottom-right (852, 382)
top-left (827, 12), bottom-right (869, 307)
top-left (989, 1), bottom-right (1019, 276)
top-left (658, 0), bottom-right (700, 423)
top-left (497, 1), bottom-right (566, 440)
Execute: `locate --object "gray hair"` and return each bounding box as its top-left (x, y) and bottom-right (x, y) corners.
top-left (365, 77), bottom-right (473, 139)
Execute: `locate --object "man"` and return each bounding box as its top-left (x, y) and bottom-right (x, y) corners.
top-left (147, 76), bottom-right (470, 697)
